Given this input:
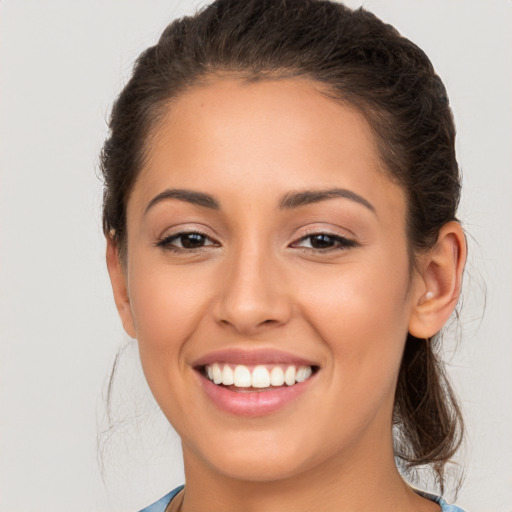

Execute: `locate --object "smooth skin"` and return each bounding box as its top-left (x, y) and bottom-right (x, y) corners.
top-left (107, 77), bottom-right (466, 512)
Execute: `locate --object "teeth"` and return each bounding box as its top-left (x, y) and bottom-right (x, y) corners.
top-left (284, 366), bottom-right (296, 386)
top-left (222, 365), bottom-right (234, 385)
top-left (270, 366), bottom-right (285, 386)
top-left (251, 365), bottom-right (271, 388)
top-left (212, 363), bottom-right (223, 384)
top-left (296, 366), bottom-right (312, 383)
top-left (233, 365), bottom-right (252, 387)
top-left (205, 363), bottom-right (314, 388)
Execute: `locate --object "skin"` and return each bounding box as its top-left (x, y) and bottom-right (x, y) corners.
top-left (107, 78), bottom-right (466, 512)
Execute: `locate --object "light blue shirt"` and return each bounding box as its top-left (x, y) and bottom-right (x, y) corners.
top-left (139, 486), bottom-right (183, 512)
top-left (414, 489), bottom-right (467, 512)
top-left (139, 485), bottom-right (466, 512)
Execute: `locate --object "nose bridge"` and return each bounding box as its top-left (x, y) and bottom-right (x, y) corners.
top-left (215, 232), bottom-right (290, 333)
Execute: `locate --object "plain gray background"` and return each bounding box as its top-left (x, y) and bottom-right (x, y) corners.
top-left (1, 1), bottom-right (511, 510)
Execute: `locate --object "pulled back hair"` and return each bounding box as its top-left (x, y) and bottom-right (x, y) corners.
top-left (101, 0), bottom-right (463, 492)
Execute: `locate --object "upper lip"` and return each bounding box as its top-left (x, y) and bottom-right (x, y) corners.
top-left (192, 348), bottom-right (319, 368)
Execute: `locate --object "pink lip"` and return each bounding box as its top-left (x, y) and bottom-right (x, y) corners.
top-left (197, 371), bottom-right (317, 417)
top-left (192, 348), bottom-right (318, 368)
top-left (192, 348), bottom-right (319, 417)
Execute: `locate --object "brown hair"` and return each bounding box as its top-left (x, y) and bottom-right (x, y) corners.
top-left (100, 0), bottom-right (463, 492)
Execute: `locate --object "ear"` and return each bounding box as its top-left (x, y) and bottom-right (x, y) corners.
top-left (408, 221), bottom-right (467, 339)
top-left (106, 238), bottom-right (136, 339)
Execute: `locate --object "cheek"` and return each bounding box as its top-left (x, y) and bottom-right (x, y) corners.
top-left (127, 258), bottom-right (212, 368)
top-left (125, 260), bottom-right (218, 427)
top-left (295, 251), bottom-right (412, 386)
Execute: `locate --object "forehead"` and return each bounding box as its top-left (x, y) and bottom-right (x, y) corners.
top-left (131, 77), bottom-right (405, 220)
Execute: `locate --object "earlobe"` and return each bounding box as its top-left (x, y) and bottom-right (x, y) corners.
top-left (408, 221), bottom-right (467, 339)
top-left (106, 239), bottom-right (136, 339)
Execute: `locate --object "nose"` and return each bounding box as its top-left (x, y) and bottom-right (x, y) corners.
top-left (213, 244), bottom-right (292, 335)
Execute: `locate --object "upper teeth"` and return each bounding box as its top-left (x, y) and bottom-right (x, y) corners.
top-left (205, 363), bottom-right (313, 388)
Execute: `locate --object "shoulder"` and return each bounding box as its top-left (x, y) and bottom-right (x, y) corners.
top-left (415, 489), bottom-right (467, 512)
top-left (137, 485), bottom-right (184, 512)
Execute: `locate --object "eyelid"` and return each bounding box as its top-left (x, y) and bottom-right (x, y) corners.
top-left (155, 221), bottom-right (220, 242)
top-left (290, 229), bottom-right (359, 251)
top-left (155, 227), bottom-right (221, 250)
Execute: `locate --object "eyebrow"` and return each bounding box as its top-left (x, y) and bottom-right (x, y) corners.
top-left (144, 186), bottom-right (375, 215)
top-left (278, 188), bottom-right (376, 214)
top-left (144, 188), bottom-right (220, 214)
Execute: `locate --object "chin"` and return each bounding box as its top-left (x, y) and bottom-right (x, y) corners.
top-left (206, 451), bottom-right (313, 483)
top-left (183, 425), bottom-right (332, 484)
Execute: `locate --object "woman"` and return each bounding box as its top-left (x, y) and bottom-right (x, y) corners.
top-left (101, 0), bottom-right (467, 510)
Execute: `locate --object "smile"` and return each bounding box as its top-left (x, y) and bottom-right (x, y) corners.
top-left (204, 363), bottom-right (313, 389)
top-left (193, 349), bottom-right (320, 416)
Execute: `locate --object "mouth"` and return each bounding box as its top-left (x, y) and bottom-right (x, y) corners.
top-left (192, 349), bottom-right (320, 416)
top-left (200, 363), bottom-right (318, 391)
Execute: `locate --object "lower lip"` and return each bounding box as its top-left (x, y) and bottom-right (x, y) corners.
top-left (197, 372), bottom-right (316, 417)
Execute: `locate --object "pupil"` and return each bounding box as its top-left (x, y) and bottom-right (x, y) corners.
top-left (311, 234), bottom-right (334, 248)
top-left (182, 233), bottom-right (205, 248)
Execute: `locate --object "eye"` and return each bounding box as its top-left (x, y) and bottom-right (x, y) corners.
top-left (291, 233), bottom-right (357, 252)
top-left (156, 231), bottom-right (219, 251)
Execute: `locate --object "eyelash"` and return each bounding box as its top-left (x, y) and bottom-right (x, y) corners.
top-left (156, 230), bottom-right (218, 252)
top-left (291, 232), bottom-right (358, 253)
top-left (156, 230), bottom-right (358, 254)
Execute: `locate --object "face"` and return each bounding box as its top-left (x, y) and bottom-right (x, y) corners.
top-left (113, 78), bottom-right (424, 483)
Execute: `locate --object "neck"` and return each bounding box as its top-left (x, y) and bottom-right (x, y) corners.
top-left (179, 437), bottom-right (433, 512)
